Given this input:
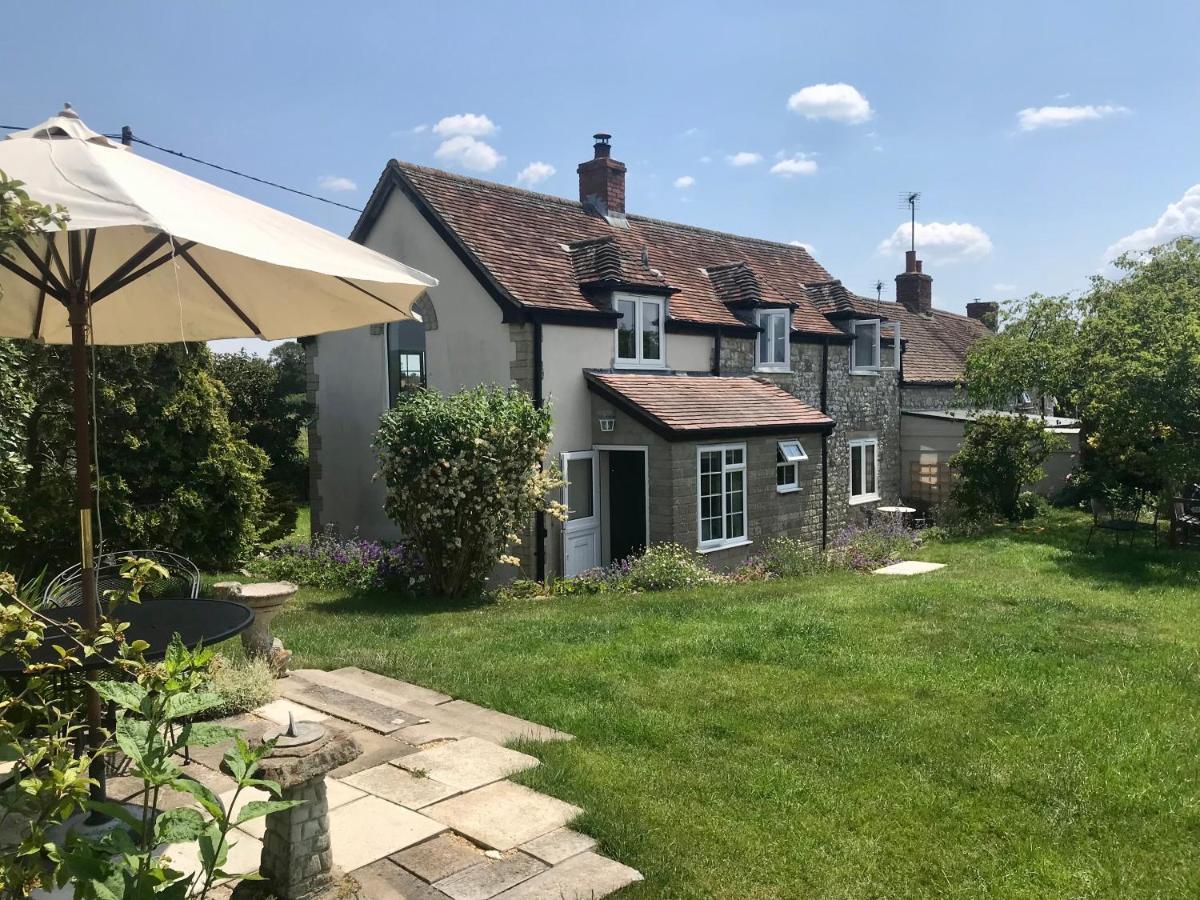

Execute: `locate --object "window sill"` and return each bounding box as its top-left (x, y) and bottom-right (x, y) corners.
top-left (849, 493), bottom-right (881, 506)
top-left (614, 359), bottom-right (667, 371)
top-left (849, 369), bottom-right (881, 377)
top-left (755, 365), bottom-right (791, 374)
top-left (697, 538), bottom-right (752, 554)
top-left (776, 485), bottom-right (801, 494)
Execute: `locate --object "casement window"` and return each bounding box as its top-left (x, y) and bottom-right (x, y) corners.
top-left (756, 309), bottom-right (790, 371)
top-left (614, 293), bottom-right (665, 367)
top-left (697, 443), bottom-right (748, 550)
top-left (849, 437), bottom-right (880, 504)
top-left (879, 322), bottom-right (900, 370)
top-left (776, 439), bottom-right (807, 493)
top-left (850, 319), bottom-right (880, 374)
top-left (386, 322), bottom-right (426, 405)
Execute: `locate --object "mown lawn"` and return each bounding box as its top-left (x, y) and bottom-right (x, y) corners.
top-left (263, 513), bottom-right (1200, 898)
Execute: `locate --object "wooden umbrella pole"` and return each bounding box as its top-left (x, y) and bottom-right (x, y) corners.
top-left (67, 282), bottom-right (106, 812)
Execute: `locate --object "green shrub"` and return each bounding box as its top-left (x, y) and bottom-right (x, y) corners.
top-left (624, 543), bottom-right (719, 592)
top-left (827, 520), bottom-right (922, 571)
top-left (201, 653), bottom-right (276, 719)
top-left (748, 537), bottom-right (829, 578)
top-left (1014, 491), bottom-right (1050, 520)
top-left (950, 414), bottom-right (1064, 522)
top-left (375, 386), bottom-right (562, 598)
top-left (497, 578), bottom-right (551, 601)
top-left (248, 530), bottom-right (422, 592)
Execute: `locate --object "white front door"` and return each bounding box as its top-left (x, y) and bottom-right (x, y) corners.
top-left (561, 450), bottom-right (600, 577)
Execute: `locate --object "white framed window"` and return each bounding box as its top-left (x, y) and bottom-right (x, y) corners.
top-left (776, 439), bottom-right (807, 493)
top-left (614, 293), bottom-right (665, 368)
top-left (849, 437), bottom-right (880, 504)
top-left (850, 319), bottom-right (880, 374)
top-left (880, 321), bottom-right (900, 370)
top-left (755, 309), bottom-right (790, 371)
top-left (697, 443), bottom-right (748, 550)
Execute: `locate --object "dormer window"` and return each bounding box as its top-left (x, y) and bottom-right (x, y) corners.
top-left (614, 293), bottom-right (665, 368)
top-left (756, 309), bottom-right (790, 371)
top-left (850, 319), bottom-right (880, 374)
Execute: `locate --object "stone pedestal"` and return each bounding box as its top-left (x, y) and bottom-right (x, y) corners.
top-left (213, 581), bottom-right (297, 676)
top-left (229, 719), bottom-right (360, 900)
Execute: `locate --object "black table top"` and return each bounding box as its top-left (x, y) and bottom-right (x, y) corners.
top-left (0, 598), bottom-right (254, 676)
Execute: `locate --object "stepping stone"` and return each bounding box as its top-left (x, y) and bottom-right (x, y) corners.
top-left (435, 851), bottom-right (546, 900)
top-left (424, 782), bottom-right (581, 852)
top-left (329, 727), bottom-right (420, 778)
top-left (343, 764), bottom-right (460, 810)
top-left (255, 698), bottom-right (329, 726)
top-left (280, 677), bottom-right (417, 733)
top-left (872, 560), bottom-right (947, 576)
top-left (407, 700), bottom-right (572, 746)
top-left (351, 859), bottom-right (453, 899)
top-left (164, 831), bottom-right (263, 884)
top-left (395, 737), bottom-right (539, 791)
top-left (328, 666), bottom-right (454, 706)
top-left (491, 852), bottom-right (643, 900)
top-left (329, 795), bottom-right (446, 871)
top-left (520, 829), bottom-right (597, 865)
top-left (392, 833), bottom-right (489, 883)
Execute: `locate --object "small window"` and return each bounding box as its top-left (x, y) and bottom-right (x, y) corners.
top-left (776, 440), bottom-right (807, 493)
top-left (756, 309), bottom-right (789, 370)
top-left (698, 443), bottom-right (747, 550)
top-left (851, 319), bottom-right (880, 373)
top-left (387, 322), bottom-right (426, 405)
top-left (880, 322), bottom-right (900, 370)
top-left (614, 294), bottom-right (665, 367)
top-left (849, 437), bottom-right (880, 503)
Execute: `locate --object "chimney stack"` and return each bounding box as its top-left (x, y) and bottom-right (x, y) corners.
top-left (578, 133), bottom-right (626, 218)
top-left (966, 299), bottom-right (999, 330)
top-left (896, 250), bottom-right (933, 314)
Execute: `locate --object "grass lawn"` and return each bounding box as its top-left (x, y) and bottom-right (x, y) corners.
top-left (261, 513), bottom-right (1200, 898)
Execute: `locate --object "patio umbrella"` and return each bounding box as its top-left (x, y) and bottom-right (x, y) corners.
top-left (0, 105), bottom-right (436, 805)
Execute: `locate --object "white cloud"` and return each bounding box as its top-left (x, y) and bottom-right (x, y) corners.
top-left (412, 124), bottom-right (429, 133)
top-left (434, 135), bottom-right (505, 171)
top-left (789, 241), bottom-right (817, 255)
top-left (787, 83), bottom-right (873, 124)
top-left (1055, 92), bottom-right (1071, 100)
top-left (698, 155), bottom-right (713, 164)
top-left (726, 151), bottom-right (763, 167)
top-left (516, 161), bottom-right (556, 187)
top-left (673, 175), bottom-right (696, 189)
top-left (993, 283), bottom-right (1017, 292)
top-left (1105, 184), bottom-right (1200, 260)
top-left (317, 175), bottom-right (356, 192)
top-left (1016, 104), bottom-right (1129, 131)
top-left (877, 221), bottom-right (993, 263)
top-left (432, 113), bottom-right (497, 137)
top-left (770, 155), bottom-right (818, 177)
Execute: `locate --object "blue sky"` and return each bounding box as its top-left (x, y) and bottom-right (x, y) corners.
top-left (5, 1), bottom-right (1199, 355)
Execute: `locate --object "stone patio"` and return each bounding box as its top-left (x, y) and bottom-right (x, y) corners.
top-left (139, 667), bottom-right (642, 899)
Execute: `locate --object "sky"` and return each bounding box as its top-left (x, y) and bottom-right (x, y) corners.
top-left (4, 1), bottom-right (1199, 355)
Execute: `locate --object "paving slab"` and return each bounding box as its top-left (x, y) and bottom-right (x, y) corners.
top-left (424, 782), bottom-right (581, 852)
top-left (519, 829), bottom-right (597, 866)
top-left (400, 700), bottom-right (571, 746)
top-left (184, 714), bottom-right (274, 771)
top-left (280, 677), bottom-right (417, 733)
top-left (329, 795), bottom-right (446, 871)
top-left (325, 666), bottom-right (455, 707)
top-left (490, 852), bottom-right (643, 900)
top-left (255, 698), bottom-right (329, 727)
top-left (351, 859), bottom-right (453, 899)
top-left (872, 560), bottom-right (947, 575)
top-left (224, 779), bottom-right (364, 840)
top-left (434, 851), bottom-right (546, 900)
top-left (394, 737), bottom-right (539, 791)
top-left (343, 763), bottom-right (460, 809)
top-left (392, 833), bottom-right (489, 883)
top-left (329, 726), bottom-right (420, 778)
top-left (395, 722), bottom-right (472, 745)
top-left (164, 831), bottom-right (263, 884)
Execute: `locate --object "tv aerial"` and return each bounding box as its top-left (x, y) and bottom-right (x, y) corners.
top-left (898, 192), bottom-right (921, 252)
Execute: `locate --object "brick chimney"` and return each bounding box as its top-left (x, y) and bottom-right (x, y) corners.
top-left (895, 250), bottom-right (933, 315)
top-left (578, 133), bottom-right (626, 218)
top-left (966, 299), bottom-right (999, 330)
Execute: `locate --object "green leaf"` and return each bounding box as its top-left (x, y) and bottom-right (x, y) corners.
top-left (164, 690), bottom-right (223, 721)
top-left (235, 798), bottom-right (303, 825)
top-left (155, 806), bottom-right (207, 843)
top-left (91, 680), bottom-right (148, 712)
top-left (169, 775), bottom-right (224, 817)
top-left (83, 800), bottom-right (145, 836)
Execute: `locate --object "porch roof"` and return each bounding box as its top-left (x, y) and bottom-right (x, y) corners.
top-left (586, 372), bottom-right (835, 441)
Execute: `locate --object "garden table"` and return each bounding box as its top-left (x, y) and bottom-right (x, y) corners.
top-left (875, 505), bottom-right (917, 527)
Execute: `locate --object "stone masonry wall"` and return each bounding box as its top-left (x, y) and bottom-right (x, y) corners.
top-left (302, 337), bottom-right (323, 535)
top-left (901, 383), bottom-right (968, 411)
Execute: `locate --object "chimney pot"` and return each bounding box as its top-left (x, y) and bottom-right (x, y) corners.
top-left (897, 251), bottom-right (933, 314)
top-left (578, 133), bottom-right (626, 217)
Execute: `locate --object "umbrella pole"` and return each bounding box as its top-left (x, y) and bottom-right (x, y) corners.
top-left (67, 287), bottom-right (107, 816)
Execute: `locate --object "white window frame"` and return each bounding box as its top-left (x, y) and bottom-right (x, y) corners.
top-left (696, 443), bottom-right (750, 552)
top-left (776, 439), bottom-right (807, 494)
top-left (755, 308), bottom-right (790, 372)
top-left (850, 319), bottom-right (881, 375)
top-left (613, 292), bottom-right (666, 369)
top-left (848, 437), bottom-right (880, 504)
top-left (879, 321), bottom-right (901, 370)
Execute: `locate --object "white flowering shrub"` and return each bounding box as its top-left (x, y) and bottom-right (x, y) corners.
top-left (374, 386), bottom-right (563, 597)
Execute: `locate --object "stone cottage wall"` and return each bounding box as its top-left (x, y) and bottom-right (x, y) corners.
top-left (900, 383), bottom-right (968, 411)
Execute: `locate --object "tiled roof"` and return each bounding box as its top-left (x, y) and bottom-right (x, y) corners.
top-left (887, 303), bottom-right (991, 384)
top-left (586, 372), bottom-right (834, 439)
top-left (386, 162), bottom-right (842, 336)
top-left (566, 235), bottom-right (673, 292)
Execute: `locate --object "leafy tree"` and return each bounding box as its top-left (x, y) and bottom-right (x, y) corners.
top-left (966, 238), bottom-right (1200, 495)
top-left (374, 386), bottom-right (563, 597)
top-left (268, 340), bottom-right (307, 397)
top-left (950, 414), bottom-right (1063, 520)
top-left (211, 347), bottom-right (311, 542)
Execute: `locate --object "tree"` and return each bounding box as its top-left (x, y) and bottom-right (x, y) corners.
top-left (965, 238), bottom-right (1200, 496)
top-left (374, 386), bottom-right (563, 597)
top-left (211, 348), bottom-right (310, 541)
top-left (950, 414), bottom-right (1062, 520)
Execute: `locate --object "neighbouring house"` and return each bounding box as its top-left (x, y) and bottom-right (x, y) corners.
top-left (308, 134), bottom-right (996, 580)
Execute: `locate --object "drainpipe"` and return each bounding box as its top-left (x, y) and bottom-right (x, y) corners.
top-left (532, 318), bottom-right (547, 582)
top-left (820, 336), bottom-right (830, 550)
top-left (712, 326), bottom-right (722, 376)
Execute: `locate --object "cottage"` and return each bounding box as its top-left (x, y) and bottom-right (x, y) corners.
top-left (308, 135), bottom-right (993, 580)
